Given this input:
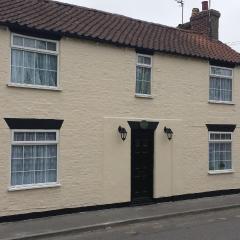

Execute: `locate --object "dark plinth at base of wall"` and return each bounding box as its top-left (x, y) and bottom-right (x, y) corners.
top-left (1, 188), bottom-right (240, 223)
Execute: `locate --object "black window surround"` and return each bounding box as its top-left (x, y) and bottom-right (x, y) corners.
top-left (206, 124), bottom-right (236, 132)
top-left (135, 48), bottom-right (154, 56)
top-left (9, 27), bottom-right (61, 41)
top-left (128, 121), bottom-right (159, 130)
top-left (4, 118), bottom-right (64, 130)
top-left (209, 60), bottom-right (235, 69)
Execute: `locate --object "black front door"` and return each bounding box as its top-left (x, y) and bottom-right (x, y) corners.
top-left (131, 129), bottom-right (154, 203)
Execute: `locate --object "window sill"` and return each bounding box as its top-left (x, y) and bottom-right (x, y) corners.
top-left (7, 83), bottom-right (62, 91)
top-left (208, 170), bottom-right (234, 175)
top-left (208, 100), bottom-right (235, 105)
top-left (135, 94), bottom-right (153, 99)
top-left (8, 183), bottom-right (61, 192)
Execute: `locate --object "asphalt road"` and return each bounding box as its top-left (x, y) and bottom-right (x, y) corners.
top-left (44, 208), bottom-right (240, 240)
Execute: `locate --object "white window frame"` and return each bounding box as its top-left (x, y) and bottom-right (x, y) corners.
top-left (9, 33), bottom-right (60, 91)
top-left (135, 54), bottom-right (153, 98)
top-left (9, 129), bottom-right (60, 191)
top-left (209, 65), bottom-right (234, 104)
top-left (208, 131), bottom-right (233, 174)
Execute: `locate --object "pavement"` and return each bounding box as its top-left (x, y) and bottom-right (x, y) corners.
top-left (47, 207), bottom-right (240, 240)
top-left (1, 193), bottom-right (240, 240)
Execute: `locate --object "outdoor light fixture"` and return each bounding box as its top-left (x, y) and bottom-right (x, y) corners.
top-left (118, 126), bottom-right (127, 141)
top-left (164, 127), bottom-right (173, 141)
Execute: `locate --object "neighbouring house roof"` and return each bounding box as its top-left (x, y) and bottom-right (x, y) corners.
top-left (0, 0), bottom-right (240, 64)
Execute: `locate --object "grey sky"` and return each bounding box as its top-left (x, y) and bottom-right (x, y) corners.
top-left (57, 0), bottom-right (240, 52)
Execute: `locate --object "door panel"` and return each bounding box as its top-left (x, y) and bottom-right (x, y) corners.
top-left (131, 129), bottom-right (154, 203)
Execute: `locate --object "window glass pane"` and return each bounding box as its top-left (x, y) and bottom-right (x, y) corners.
top-left (143, 68), bottom-right (151, 82)
top-left (12, 49), bottom-right (23, 66)
top-left (46, 71), bottom-right (57, 86)
top-left (35, 158), bottom-right (45, 171)
top-left (36, 40), bottom-right (47, 50)
top-left (24, 68), bottom-right (34, 84)
top-left (36, 145), bottom-right (46, 157)
top-left (142, 81), bottom-right (151, 95)
top-left (47, 145), bottom-right (57, 157)
top-left (46, 132), bottom-right (56, 141)
top-left (23, 171), bottom-right (35, 185)
top-left (136, 80), bottom-right (142, 94)
top-left (46, 145), bottom-right (57, 170)
top-left (136, 66), bottom-right (143, 81)
top-left (13, 36), bottom-right (23, 46)
top-left (14, 132), bottom-right (25, 141)
top-left (138, 56), bottom-right (151, 65)
top-left (12, 146), bottom-right (23, 158)
top-left (225, 161), bottom-right (232, 169)
top-left (35, 171), bottom-right (45, 183)
top-left (35, 70), bottom-right (46, 86)
top-left (24, 38), bottom-right (35, 48)
top-left (11, 172), bottom-right (23, 186)
top-left (11, 66), bottom-right (23, 84)
top-left (25, 132), bottom-right (35, 141)
top-left (211, 67), bottom-right (232, 77)
top-left (11, 158), bottom-right (23, 172)
top-left (36, 133), bottom-right (46, 141)
top-left (24, 51), bottom-right (35, 68)
top-left (47, 42), bottom-right (57, 51)
top-left (46, 157), bottom-right (57, 170)
top-left (226, 142), bottom-right (231, 151)
top-left (46, 170), bottom-right (57, 182)
top-left (47, 55), bottom-right (57, 71)
top-left (209, 77), bottom-right (220, 100)
top-left (35, 53), bottom-right (46, 69)
top-left (24, 146), bottom-right (35, 158)
top-left (209, 133), bottom-right (214, 140)
top-left (24, 159), bottom-right (34, 171)
top-left (209, 162), bottom-right (214, 171)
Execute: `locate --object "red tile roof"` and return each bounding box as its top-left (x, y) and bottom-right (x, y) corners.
top-left (0, 0), bottom-right (240, 64)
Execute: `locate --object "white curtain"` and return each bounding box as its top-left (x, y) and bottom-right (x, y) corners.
top-left (136, 66), bottom-right (151, 94)
top-left (11, 50), bottom-right (57, 87)
top-left (209, 77), bottom-right (232, 101)
top-left (11, 144), bottom-right (57, 186)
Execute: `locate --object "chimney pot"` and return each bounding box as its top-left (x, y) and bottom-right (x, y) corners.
top-left (202, 1), bottom-right (209, 11)
top-left (192, 8), bottom-right (200, 17)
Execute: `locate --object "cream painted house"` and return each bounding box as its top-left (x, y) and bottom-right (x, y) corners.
top-left (0, 0), bottom-right (240, 219)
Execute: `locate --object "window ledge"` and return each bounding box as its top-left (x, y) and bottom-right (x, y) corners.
top-left (7, 83), bottom-right (62, 91)
top-left (135, 94), bottom-right (153, 99)
top-left (8, 183), bottom-right (61, 192)
top-left (208, 170), bottom-right (234, 175)
top-left (208, 100), bottom-right (235, 105)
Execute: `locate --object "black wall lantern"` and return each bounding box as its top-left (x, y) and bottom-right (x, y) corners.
top-left (164, 127), bottom-right (173, 141)
top-left (118, 126), bottom-right (127, 141)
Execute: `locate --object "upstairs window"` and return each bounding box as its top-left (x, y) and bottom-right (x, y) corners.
top-left (209, 66), bottom-right (233, 102)
top-left (209, 132), bottom-right (232, 172)
top-left (136, 54), bottom-right (152, 95)
top-left (11, 34), bottom-right (58, 88)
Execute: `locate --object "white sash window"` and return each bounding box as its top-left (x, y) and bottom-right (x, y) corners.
top-left (11, 34), bottom-right (58, 89)
top-left (209, 66), bottom-right (233, 103)
top-left (11, 130), bottom-right (59, 188)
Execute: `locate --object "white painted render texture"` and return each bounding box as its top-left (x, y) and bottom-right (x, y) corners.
top-left (0, 26), bottom-right (240, 216)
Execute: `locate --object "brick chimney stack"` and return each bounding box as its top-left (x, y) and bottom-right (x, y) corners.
top-left (178, 1), bottom-right (221, 40)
